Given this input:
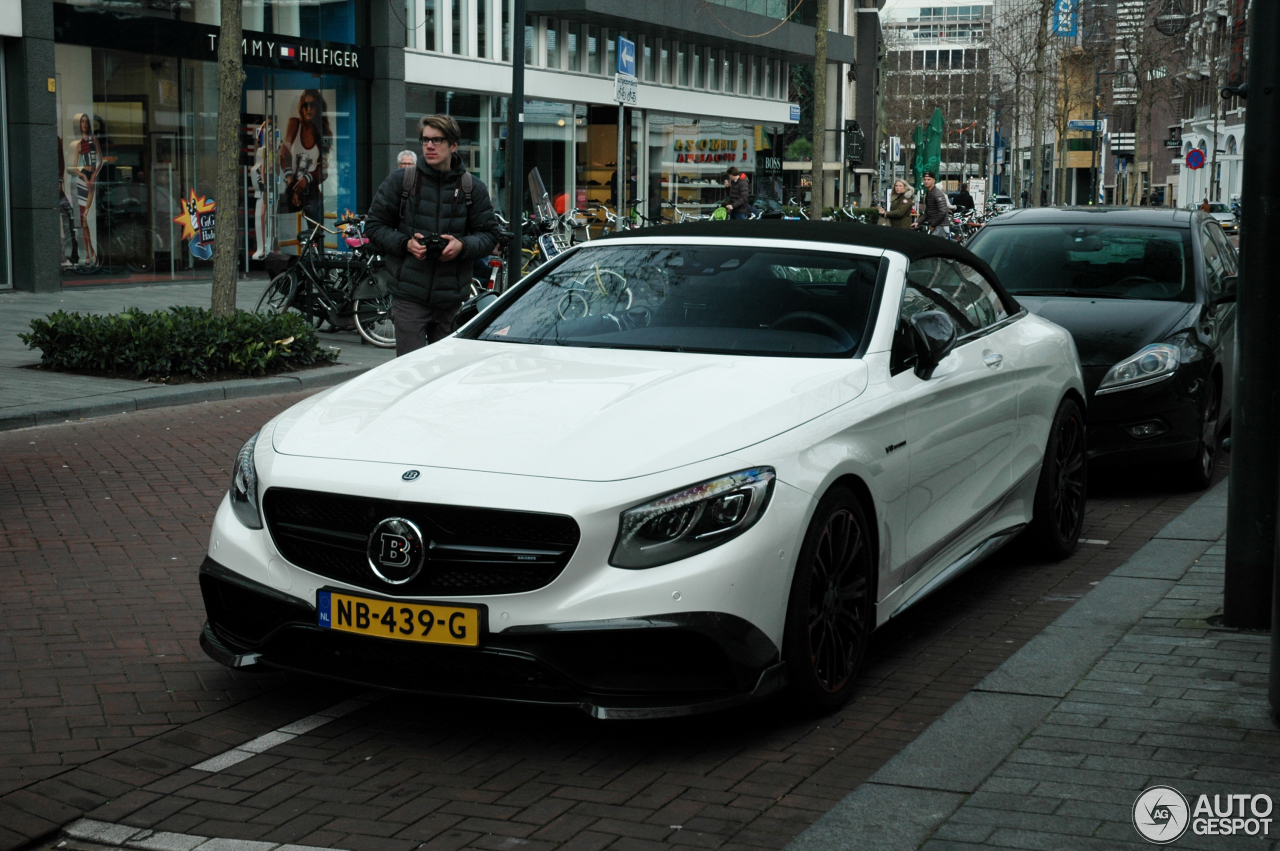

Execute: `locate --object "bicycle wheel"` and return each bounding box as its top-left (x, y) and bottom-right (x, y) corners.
top-left (116, 226), bottom-right (157, 274)
top-left (256, 270), bottom-right (298, 315)
top-left (354, 295), bottom-right (396, 348)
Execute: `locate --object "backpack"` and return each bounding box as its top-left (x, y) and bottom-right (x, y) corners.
top-left (400, 165), bottom-right (474, 225)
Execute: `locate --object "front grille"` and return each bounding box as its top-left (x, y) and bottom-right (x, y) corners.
top-left (200, 570), bottom-right (314, 645)
top-left (262, 488), bottom-right (580, 596)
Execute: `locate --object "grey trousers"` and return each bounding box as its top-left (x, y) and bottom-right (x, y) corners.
top-left (391, 298), bottom-right (461, 357)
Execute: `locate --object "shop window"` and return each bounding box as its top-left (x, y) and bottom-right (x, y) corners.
top-left (587, 26), bottom-right (601, 74)
top-left (647, 115), bottom-right (755, 224)
top-left (53, 44), bottom-right (357, 282)
top-left (490, 98), bottom-right (574, 219)
top-left (54, 0), bottom-right (356, 43)
top-left (566, 23), bottom-right (580, 71)
top-left (546, 19), bottom-right (559, 68)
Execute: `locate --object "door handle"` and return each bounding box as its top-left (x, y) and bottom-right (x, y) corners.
top-left (983, 352), bottom-right (1004, 368)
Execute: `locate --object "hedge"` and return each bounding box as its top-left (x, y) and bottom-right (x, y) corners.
top-left (20, 306), bottom-right (339, 379)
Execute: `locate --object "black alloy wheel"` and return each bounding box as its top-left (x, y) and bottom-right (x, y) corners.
top-left (1180, 378), bottom-right (1220, 491)
top-left (783, 487), bottom-right (873, 715)
top-left (1029, 397), bottom-right (1087, 560)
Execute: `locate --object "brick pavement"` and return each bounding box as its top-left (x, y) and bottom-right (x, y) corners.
top-left (0, 396), bottom-right (1227, 851)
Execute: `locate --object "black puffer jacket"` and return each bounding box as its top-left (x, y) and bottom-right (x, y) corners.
top-left (365, 154), bottom-right (502, 307)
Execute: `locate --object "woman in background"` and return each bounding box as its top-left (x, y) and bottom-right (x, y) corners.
top-left (877, 179), bottom-right (915, 230)
top-left (280, 90), bottom-right (330, 224)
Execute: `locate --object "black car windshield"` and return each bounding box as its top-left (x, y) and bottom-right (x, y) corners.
top-left (465, 244), bottom-right (882, 357)
top-left (968, 225), bottom-right (1194, 302)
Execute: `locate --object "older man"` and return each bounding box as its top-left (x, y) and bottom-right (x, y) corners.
top-left (397, 149), bottom-right (417, 169)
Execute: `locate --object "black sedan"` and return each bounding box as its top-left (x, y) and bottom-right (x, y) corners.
top-left (967, 207), bottom-right (1237, 489)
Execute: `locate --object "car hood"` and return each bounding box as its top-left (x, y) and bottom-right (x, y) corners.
top-left (271, 339), bottom-right (869, 481)
top-left (1015, 296), bottom-right (1196, 368)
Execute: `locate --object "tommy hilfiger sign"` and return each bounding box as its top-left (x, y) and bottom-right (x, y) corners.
top-left (54, 5), bottom-right (373, 79)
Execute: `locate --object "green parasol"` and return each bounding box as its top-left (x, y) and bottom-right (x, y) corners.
top-left (912, 125), bottom-right (926, 193)
top-left (922, 108), bottom-right (945, 186)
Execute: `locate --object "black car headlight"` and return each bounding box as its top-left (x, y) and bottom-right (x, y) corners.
top-left (610, 468), bottom-right (776, 569)
top-left (1095, 343), bottom-right (1179, 395)
top-left (230, 432), bottom-right (263, 529)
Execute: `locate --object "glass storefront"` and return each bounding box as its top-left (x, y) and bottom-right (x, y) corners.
top-left (646, 115), bottom-right (760, 222)
top-left (53, 0), bottom-right (364, 284)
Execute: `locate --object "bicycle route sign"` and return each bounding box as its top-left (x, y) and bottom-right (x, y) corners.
top-left (614, 73), bottom-right (637, 105)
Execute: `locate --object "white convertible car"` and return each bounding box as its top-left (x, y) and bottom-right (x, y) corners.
top-left (201, 223), bottom-right (1086, 718)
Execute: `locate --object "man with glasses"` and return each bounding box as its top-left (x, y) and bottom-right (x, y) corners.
top-left (397, 150), bottom-right (417, 169)
top-left (366, 115), bottom-right (502, 355)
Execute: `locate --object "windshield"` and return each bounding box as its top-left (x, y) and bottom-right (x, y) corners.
top-left (1207, 203), bottom-right (1230, 214)
top-left (967, 225), bottom-right (1194, 302)
top-left (465, 243), bottom-right (883, 357)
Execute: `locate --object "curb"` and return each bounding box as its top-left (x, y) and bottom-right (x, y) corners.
top-left (0, 364), bottom-right (371, 432)
top-left (784, 477), bottom-right (1230, 851)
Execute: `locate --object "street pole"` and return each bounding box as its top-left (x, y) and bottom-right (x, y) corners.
top-left (617, 103), bottom-right (625, 218)
top-left (1227, 1), bottom-right (1279, 646)
top-left (1089, 68), bottom-right (1099, 205)
top-left (506, 0), bottom-right (526, 287)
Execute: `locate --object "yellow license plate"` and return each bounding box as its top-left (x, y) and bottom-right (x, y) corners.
top-left (317, 590), bottom-right (481, 647)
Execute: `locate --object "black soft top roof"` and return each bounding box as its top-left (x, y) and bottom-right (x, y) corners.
top-left (596, 220), bottom-right (1019, 312)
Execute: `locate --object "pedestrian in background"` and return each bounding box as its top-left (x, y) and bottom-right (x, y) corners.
top-left (920, 171), bottom-right (950, 239)
top-left (954, 182), bottom-right (975, 211)
top-left (1020, 188), bottom-right (1029, 208)
top-left (397, 150), bottom-right (416, 169)
top-left (724, 167), bottom-right (750, 219)
top-left (366, 114), bottom-right (502, 356)
top-left (877, 179), bottom-right (915, 229)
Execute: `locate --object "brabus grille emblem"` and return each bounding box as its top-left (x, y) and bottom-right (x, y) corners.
top-left (366, 517), bottom-right (426, 585)
top-left (402, 470), bottom-right (421, 481)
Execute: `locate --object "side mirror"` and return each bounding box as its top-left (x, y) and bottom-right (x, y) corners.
top-left (909, 310), bottom-right (958, 379)
top-left (1212, 274), bottom-right (1238, 306)
top-left (451, 291), bottom-right (499, 332)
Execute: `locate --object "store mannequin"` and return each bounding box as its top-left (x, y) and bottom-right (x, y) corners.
top-left (251, 119), bottom-right (274, 260)
top-left (280, 90), bottom-right (329, 226)
top-left (70, 113), bottom-right (102, 266)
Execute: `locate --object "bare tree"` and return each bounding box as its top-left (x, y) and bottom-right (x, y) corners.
top-left (810, 0), bottom-right (829, 219)
top-left (1029, 0), bottom-right (1054, 206)
top-left (991, 0), bottom-right (1041, 202)
top-left (1111, 1), bottom-right (1178, 205)
top-left (211, 0), bottom-right (245, 317)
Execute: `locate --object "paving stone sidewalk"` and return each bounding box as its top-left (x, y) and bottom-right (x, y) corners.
top-left (791, 478), bottom-right (1280, 850)
top-left (0, 280), bottom-right (394, 431)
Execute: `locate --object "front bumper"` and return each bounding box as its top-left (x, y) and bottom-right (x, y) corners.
top-left (199, 557), bottom-right (785, 719)
top-left (1085, 367), bottom-right (1209, 466)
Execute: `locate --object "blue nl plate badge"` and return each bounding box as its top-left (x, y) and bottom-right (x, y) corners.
top-left (317, 590), bottom-right (332, 627)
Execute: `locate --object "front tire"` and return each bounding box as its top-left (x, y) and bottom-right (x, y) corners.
top-left (783, 487), bottom-right (874, 715)
top-left (1178, 378), bottom-right (1219, 491)
top-left (1028, 397), bottom-right (1087, 560)
top-left (354, 295), bottom-right (396, 348)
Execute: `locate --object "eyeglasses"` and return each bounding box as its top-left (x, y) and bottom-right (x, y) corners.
top-left (420, 136), bottom-right (449, 147)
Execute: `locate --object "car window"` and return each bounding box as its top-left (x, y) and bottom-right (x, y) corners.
top-left (967, 224), bottom-right (1195, 302)
top-left (905, 257), bottom-right (1008, 335)
top-left (466, 244), bottom-right (883, 358)
top-left (1199, 222), bottom-right (1230, 296)
top-left (1205, 222), bottom-right (1238, 276)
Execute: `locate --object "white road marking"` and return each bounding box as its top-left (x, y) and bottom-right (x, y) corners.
top-left (190, 692), bottom-right (380, 772)
top-left (65, 820), bottom-right (344, 851)
top-left (1079, 538), bottom-right (1110, 545)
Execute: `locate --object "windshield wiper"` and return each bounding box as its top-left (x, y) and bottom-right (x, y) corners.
top-left (1013, 289), bottom-right (1132, 299)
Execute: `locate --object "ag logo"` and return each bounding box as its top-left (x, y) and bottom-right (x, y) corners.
top-left (366, 517), bottom-right (426, 585)
top-left (1134, 785), bottom-right (1190, 844)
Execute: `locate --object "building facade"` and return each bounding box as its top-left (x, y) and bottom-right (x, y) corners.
top-left (4, 0), bottom-right (858, 292)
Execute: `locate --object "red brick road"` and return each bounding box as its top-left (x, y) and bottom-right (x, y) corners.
top-left (0, 395), bottom-right (1224, 851)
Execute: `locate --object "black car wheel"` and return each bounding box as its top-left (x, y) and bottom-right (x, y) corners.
top-left (783, 486), bottom-right (873, 715)
top-left (1180, 378), bottom-right (1219, 491)
top-left (1029, 397), bottom-right (1087, 559)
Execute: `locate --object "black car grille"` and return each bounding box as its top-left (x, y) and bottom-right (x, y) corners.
top-left (200, 570), bottom-right (314, 645)
top-left (261, 488), bottom-right (580, 596)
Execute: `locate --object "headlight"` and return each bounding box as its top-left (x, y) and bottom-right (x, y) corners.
top-left (1095, 343), bottom-right (1179, 395)
top-left (230, 432), bottom-right (263, 529)
top-left (610, 468), bottom-right (775, 569)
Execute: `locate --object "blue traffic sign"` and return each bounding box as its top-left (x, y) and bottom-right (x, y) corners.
top-left (617, 36), bottom-right (635, 77)
top-left (790, 104), bottom-right (801, 122)
top-left (1186, 148), bottom-right (1205, 170)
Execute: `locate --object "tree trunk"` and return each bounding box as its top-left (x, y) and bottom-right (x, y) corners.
top-left (1012, 72), bottom-right (1022, 203)
top-left (1129, 88), bottom-right (1144, 205)
top-left (211, 0), bottom-right (245, 317)
top-left (1029, 0), bottom-right (1052, 207)
top-left (810, 0), bottom-right (828, 220)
